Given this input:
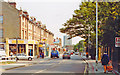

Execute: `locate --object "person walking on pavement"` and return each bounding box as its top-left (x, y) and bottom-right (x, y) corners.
top-left (42, 52), bottom-right (44, 59)
top-left (101, 52), bottom-right (110, 73)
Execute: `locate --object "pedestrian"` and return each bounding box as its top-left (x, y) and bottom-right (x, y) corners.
top-left (101, 52), bottom-right (110, 73)
top-left (42, 52), bottom-right (44, 58)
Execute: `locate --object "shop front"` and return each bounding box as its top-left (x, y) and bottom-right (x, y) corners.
top-left (6, 39), bottom-right (27, 56)
top-left (5, 39), bottom-right (39, 57)
top-left (28, 40), bottom-right (39, 57)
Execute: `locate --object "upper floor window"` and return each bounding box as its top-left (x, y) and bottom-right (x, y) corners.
top-left (41, 30), bottom-right (43, 35)
top-left (0, 16), bottom-right (3, 24)
top-left (0, 29), bottom-right (3, 38)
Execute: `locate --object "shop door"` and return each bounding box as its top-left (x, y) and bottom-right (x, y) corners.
top-left (46, 47), bottom-right (49, 56)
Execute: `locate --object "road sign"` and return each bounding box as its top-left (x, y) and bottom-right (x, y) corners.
top-left (53, 38), bottom-right (59, 44)
top-left (115, 37), bottom-right (120, 47)
top-left (50, 44), bottom-right (55, 48)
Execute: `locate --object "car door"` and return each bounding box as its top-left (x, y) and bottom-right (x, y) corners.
top-left (17, 54), bottom-right (22, 59)
top-left (21, 54), bottom-right (26, 59)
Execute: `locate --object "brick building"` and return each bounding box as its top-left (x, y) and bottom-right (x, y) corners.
top-left (0, 1), bottom-right (54, 57)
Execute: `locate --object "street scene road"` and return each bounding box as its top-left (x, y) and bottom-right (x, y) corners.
top-left (2, 55), bottom-right (86, 74)
top-left (0, 0), bottom-right (120, 75)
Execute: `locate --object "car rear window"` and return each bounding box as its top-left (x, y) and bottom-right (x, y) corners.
top-left (52, 51), bottom-right (57, 53)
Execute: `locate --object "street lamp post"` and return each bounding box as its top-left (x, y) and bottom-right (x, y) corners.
top-left (96, 1), bottom-right (98, 71)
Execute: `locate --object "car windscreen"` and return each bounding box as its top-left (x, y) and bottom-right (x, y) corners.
top-left (17, 54), bottom-right (21, 56)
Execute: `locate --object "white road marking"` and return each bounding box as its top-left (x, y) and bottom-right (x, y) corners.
top-left (35, 59), bottom-right (64, 73)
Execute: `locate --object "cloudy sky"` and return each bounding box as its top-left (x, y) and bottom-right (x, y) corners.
top-left (5, 0), bottom-right (84, 45)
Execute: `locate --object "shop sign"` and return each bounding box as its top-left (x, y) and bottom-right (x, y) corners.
top-left (28, 46), bottom-right (33, 49)
top-left (115, 37), bottom-right (120, 47)
top-left (28, 40), bottom-right (34, 44)
top-left (35, 41), bottom-right (38, 44)
top-left (54, 38), bottom-right (59, 44)
top-left (39, 45), bottom-right (43, 47)
top-left (12, 40), bottom-right (16, 44)
top-left (8, 39), bottom-right (16, 44)
top-left (18, 40), bottom-right (24, 44)
top-left (50, 44), bottom-right (55, 48)
top-left (42, 38), bottom-right (47, 41)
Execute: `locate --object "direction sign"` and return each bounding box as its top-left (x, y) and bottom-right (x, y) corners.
top-left (115, 37), bottom-right (120, 47)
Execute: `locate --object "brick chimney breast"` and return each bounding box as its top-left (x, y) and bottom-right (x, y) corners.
top-left (8, 2), bottom-right (16, 8)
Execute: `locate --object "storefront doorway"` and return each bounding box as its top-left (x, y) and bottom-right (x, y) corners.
top-left (28, 44), bottom-right (33, 56)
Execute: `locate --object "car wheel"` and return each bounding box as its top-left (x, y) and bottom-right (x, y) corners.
top-left (28, 57), bottom-right (32, 61)
top-left (68, 57), bottom-right (70, 59)
top-left (63, 57), bottom-right (64, 59)
top-left (16, 57), bottom-right (19, 61)
top-left (57, 56), bottom-right (59, 58)
top-left (51, 55), bottom-right (53, 58)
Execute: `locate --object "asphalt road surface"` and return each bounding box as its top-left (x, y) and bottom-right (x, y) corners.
top-left (2, 55), bottom-right (87, 75)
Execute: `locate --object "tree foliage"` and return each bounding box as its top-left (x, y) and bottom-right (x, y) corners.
top-left (60, 2), bottom-right (120, 47)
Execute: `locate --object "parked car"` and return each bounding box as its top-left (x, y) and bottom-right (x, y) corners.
top-left (51, 50), bottom-right (59, 58)
top-left (83, 52), bottom-right (86, 56)
top-left (75, 52), bottom-right (79, 55)
top-left (63, 52), bottom-right (70, 59)
top-left (68, 50), bottom-right (75, 54)
top-left (16, 53), bottom-right (33, 61)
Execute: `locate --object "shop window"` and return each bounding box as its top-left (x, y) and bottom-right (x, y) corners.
top-left (18, 44), bottom-right (26, 54)
top-left (9, 44), bottom-right (17, 56)
top-left (25, 31), bottom-right (27, 39)
top-left (0, 44), bottom-right (4, 50)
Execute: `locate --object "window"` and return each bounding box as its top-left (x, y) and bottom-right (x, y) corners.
top-left (0, 29), bottom-right (3, 37)
top-left (41, 30), bottom-right (43, 35)
top-left (21, 30), bottom-right (24, 39)
top-left (0, 16), bottom-right (3, 24)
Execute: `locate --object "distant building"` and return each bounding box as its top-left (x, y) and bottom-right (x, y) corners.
top-left (63, 35), bottom-right (72, 47)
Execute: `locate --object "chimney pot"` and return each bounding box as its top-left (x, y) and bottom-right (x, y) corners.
top-left (8, 2), bottom-right (16, 8)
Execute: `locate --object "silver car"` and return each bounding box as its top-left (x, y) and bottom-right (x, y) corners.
top-left (16, 53), bottom-right (33, 61)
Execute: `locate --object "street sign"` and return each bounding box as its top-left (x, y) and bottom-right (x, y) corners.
top-left (115, 37), bottom-right (120, 47)
top-left (53, 38), bottom-right (59, 44)
top-left (50, 44), bottom-right (55, 48)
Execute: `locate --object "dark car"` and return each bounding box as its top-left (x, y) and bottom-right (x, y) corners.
top-left (62, 53), bottom-right (70, 59)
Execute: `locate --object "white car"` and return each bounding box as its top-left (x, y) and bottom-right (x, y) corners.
top-left (16, 53), bottom-right (33, 61)
top-left (74, 52), bottom-right (79, 55)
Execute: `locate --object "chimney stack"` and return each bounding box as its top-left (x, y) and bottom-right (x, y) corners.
top-left (8, 0), bottom-right (16, 8)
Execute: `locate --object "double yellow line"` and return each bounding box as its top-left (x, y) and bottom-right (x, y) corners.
top-left (84, 64), bottom-right (88, 74)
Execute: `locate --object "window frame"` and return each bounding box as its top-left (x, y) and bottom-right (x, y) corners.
top-left (0, 15), bottom-right (3, 24)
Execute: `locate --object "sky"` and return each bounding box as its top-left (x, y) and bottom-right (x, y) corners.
top-left (5, 0), bottom-right (84, 45)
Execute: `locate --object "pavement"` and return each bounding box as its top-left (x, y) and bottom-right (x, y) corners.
top-left (81, 55), bottom-right (120, 75)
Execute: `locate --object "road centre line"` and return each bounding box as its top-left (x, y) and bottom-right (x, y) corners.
top-left (34, 59), bottom-right (64, 73)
